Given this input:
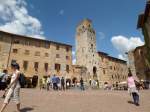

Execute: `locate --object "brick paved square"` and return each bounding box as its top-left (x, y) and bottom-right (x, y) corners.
top-left (0, 89), bottom-right (150, 112)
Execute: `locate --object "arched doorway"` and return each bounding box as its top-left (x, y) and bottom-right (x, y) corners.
top-left (93, 66), bottom-right (97, 79)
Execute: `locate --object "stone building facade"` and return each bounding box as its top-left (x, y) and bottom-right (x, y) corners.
top-left (127, 50), bottom-right (137, 76)
top-left (75, 19), bottom-right (128, 85)
top-left (131, 0), bottom-right (150, 81)
top-left (0, 31), bottom-right (72, 78)
top-left (137, 1), bottom-right (150, 69)
top-left (0, 19), bottom-right (129, 85)
top-left (128, 45), bottom-right (149, 81)
top-left (97, 52), bottom-right (128, 85)
top-left (133, 46), bottom-right (149, 80)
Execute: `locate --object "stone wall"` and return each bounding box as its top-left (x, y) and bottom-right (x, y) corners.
top-left (97, 52), bottom-right (128, 85)
top-left (0, 31), bottom-right (72, 78)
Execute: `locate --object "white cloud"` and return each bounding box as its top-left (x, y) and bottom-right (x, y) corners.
top-left (0, 0), bottom-right (45, 39)
top-left (59, 9), bottom-right (64, 15)
top-left (111, 35), bottom-right (144, 60)
top-left (111, 35), bottom-right (144, 53)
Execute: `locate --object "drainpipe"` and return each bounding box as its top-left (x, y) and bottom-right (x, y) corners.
top-left (7, 36), bottom-right (13, 69)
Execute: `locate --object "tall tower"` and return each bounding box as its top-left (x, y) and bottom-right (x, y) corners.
top-left (76, 19), bottom-right (98, 79)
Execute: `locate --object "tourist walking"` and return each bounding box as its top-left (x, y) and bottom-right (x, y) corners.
top-left (46, 76), bottom-right (51, 91)
top-left (39, 79), bottom-right (43, 90)
top-left (61, 77), bottom-right (65, 90)
top-left (127, 71), bottom-right (140, 106)
top-left (0, 62), bottom-right (21, 112)
top-left (80, 78), bottom-right (85, 91)
top-left (0, 70), bottom-right (8, 91)
top-left (52, 75), bottom-right (58, 90)
top-left (42, 76), bottom-right (46, 89)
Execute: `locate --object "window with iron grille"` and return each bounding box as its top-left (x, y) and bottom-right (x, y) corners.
top-left (56, 54), bottom-right (60, 58)
top-left (34, 62), bottom-right (39, 71)
top-left (45, 53), bottom-right (49, 57)
top-left (25, 50), bottom-right (30, 55)
top-left (23, 61), bottom-right (28, 71)
top-left (56, 45), bottom-right (60, 50)
top-left (35, 51), bottom-right (40, 56)
top-left (44, 63), bottom-right (48, 72)
top-left (66, 65), bottom-right (69, 73)
top-left (13, 49), bottom-right (18, 53)
top-left (55, 63), bottom-right (61, 72)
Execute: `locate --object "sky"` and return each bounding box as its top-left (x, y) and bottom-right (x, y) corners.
top-left (0, 0), bottom-right (147, 63)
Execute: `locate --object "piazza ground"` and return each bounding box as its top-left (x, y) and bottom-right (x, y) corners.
top-left (0, 89), bottom-right (150, 112)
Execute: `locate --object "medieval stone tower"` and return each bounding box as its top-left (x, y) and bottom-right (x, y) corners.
top-left (76, 19), bottom-right (98, 80)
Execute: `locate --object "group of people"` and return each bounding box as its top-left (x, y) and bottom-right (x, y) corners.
top-left (39, 75), bottom-right (86, 91)
top-left (39, 75), bottom-right (67, 91)
top-left (0, 62), bottom-right (145, 112)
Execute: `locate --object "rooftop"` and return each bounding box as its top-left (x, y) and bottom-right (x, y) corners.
top-left (77, 18), bottom-right (92, 27)
top-left (97, 51), bottom-right (108, 56)
top-left (97, 51), bottom-right (127, 64)
top-left (0, 30), bottom-right (72, 47)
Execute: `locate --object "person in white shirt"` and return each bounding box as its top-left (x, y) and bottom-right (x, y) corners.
top-left (0, 63), bottom-right (21, 112)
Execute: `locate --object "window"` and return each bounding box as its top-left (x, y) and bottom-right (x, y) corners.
top-left (23, 61), bottom-right (28, 71)
top-left (66, 65), bottom-right (69, 73)
top-left (24, 41), bottom-right (30, 46)
top-left (103, 69), bottom-right (105, 74)
top-left (13, 40), bottom-right (20, 44)
top-left (35, 51), bottom-right (40, 56)
top-left (45, 53), bottom-right (49, 57)
top-left (140, 50), bottom-right (143, 56)
top-left (110, 66), bottom-right (112, 69)
top-left (114, 67), bottom-right (116, 70)
top-left (34, 62), bottom-right (39, 71)
top-left (112, 75), bottom-right (114, 79)
top-left (56, 54), bottom-right (60, 58)
top-left (45, 43), bottom-right (50, 49)
top-left (55, 63), bottom-right (61, 72)
top-left (0, 36), bottom-right (3, 41)
top-left (13, 49), bottom-right (18, 53)
top-left (66, 56), bottom-right (69, 60)
top-left (25, 50), bottom-right (30, 55)
top-left (56, 45), bottom-right (60, 50)
top-left (66, 47), bottom-right (69, 52)
top-left (35, 42), bottom-right (41, 47)
top-left (88, 24), bottom-right (91, 27)
top-left (44, 63), bottom-right (48, 72)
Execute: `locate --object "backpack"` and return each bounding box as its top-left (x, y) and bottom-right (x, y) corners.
top-left (18, 73), bottom-right (26, 88)
top-left (0, 73), bottom-right (5, 82)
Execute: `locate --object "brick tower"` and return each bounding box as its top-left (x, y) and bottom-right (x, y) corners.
top-left (76, 19), bottom-right (98, 80)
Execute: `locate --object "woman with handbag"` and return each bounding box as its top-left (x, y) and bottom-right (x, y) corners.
top-left (0, 62), bottom-right (21, 112)
top-left (127, 72), bottom-right (140, 106)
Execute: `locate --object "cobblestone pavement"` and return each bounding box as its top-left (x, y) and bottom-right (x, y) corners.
top-left (0, 89), bottom-right (150, 112)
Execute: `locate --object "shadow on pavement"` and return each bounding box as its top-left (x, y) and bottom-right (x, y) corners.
top-left (127, 101), bottom-right (134, 104)
top-left (20, 107), bottom-right (34, 112)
